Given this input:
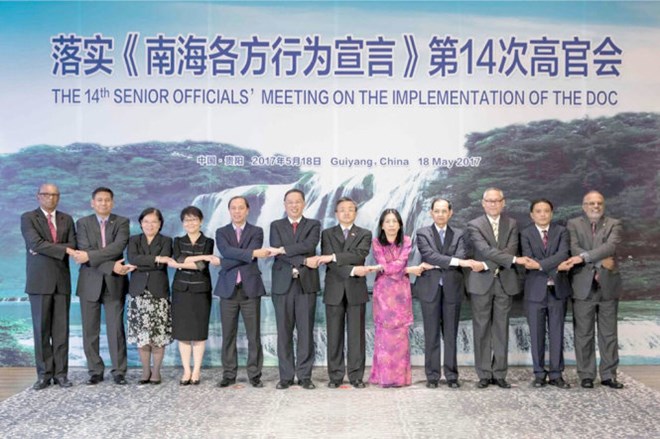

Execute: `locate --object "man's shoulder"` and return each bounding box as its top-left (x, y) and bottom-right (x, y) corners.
top-left (21, 208), bottom-right (41, 220)
top-left (467, 215), bottom-right (486, 227)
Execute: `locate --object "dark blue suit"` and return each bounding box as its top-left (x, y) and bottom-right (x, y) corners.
top-left (520, 222), bottom-right (572, 380)
top-left (214, 222), bottom-right (266, 381)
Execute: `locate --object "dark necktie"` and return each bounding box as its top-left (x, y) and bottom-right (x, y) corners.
top-left (47, 213), bottom-right (57, 243)
top-left (235, 227), bottom-right (242, 284)
top-left (292, 221), bottom-right (298, 234)
top-left (343, 228), bottom-right (349, 240)
top-left (542, 230), bottom-right (548, 249)
top-left (591, 222), bottom-right (597, 239)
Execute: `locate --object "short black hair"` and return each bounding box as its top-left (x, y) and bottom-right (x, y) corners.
top-left (377, 208), bottom-right (404, 246)
top-left (284, 188), bottom-right (305, 201)
top-left (180, 205), bottom-right (204, 221)
top-left (228, 196), bottom-right (250, 209)
top-left (92, 187), bottom-right (114, 199)
top-left (430, 198), bottom-right (452, 211)
top-left (530, 198), bottom-right (554, 212)
top-left (335, 197), bottom-right (357, 212)
top-left (139, 207), bottom-right (164, 232)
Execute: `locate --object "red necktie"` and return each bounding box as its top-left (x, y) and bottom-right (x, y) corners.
top-left (100, 219), bottom-right (107, 248)
top-left (235, 227), bottom-right (242, 284)
top-left (292, 221), bottom-right (298, 234)
top-left (542, 230), bottom-right (548, 249)
top-left (47, 213), bottom-right (57, 243)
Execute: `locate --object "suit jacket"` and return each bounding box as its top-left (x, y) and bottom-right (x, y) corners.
top-left (75, 213), bottom-right (130, 301)
top-left (567, 215), bottom-right (622, 300)
top-left (214, 222), bottom-right (266, 299)
top-left (21, 208), bottom-right (76, 295)
top-left (270, 216), bottom-right (321, 294)
top-left (520, 223), bottom-right (572, 301)
top-left (466, 214), bottom-right (520, 296)
top-left (413, 224), bottom-right (467, 303)
top-left (127, 233), bottom-right (172, 299)
top-left (321, 224), bottom-right (372, 306)
top-left (171, 233), bottom-right (214, 293)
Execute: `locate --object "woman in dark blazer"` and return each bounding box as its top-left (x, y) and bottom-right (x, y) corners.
top-left (168, 206), bottom-right (220, 385)
top-left (126, 207), bottom-right (173, 385)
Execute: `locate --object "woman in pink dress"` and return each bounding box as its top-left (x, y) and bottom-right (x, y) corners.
top-left (368, 209), bottom-right (424, 387)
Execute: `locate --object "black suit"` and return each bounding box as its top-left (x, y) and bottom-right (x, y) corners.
top-left (127, 233), bottom-right (173, 299)
top-left (214, 223), bottom-right (266, 381)
top-left (520, 223), bottom-right (572, 380)
top-left (413, 224), bottom-right (467, 382)
top-left (20, 208), bottom-right (76, 381)
top-left (321, 224), bottom-right (371, 383)
top-left (270, 216), bottom-right (320, 382)
top-left (76, 213), bottom-right (130, 378)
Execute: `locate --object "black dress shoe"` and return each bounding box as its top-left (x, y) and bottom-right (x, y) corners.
top-left (446, 379), bottom-right (460, 389)
top-left (533, 377), bottom-right (547, 388)
top-left (581, 378), bottom-right (594, 388)
top-left (86, 374), bottom-right (104, 385)
top-left (151, 379), bottom-right (162, 385)
top-left (477, 378), bottom-right (490, 389)
top-left (54, 377), bottom-right (73, 388)
top-left (33, 378), bottom-right (51, 390)
top-left (328, 380), bottom-right (342, 389)
top-left (138, 374), bottom-right (151, 385)
top-left (218, 378), bottom-right (236, 388)
top-left (113, 375), bottom-right (127, 385)
top-left (276, 380), bottom-right (293, 389)
top-left (493, 378), bottom-right (511, 389)
top-left (601, 379), bottom-right (624, 389)
top-left (179, 379), bottom-right (191, 386)
top-left (250, 378), bottom-right (264, 388)
top-left (426, 380), bottom-right (439, 389)
top-left (300, 379), bottom-right (316, 390)
top-left (548, 377), bottom-right (571, 389)
top-left (350, 379), bottom-right (366, 389)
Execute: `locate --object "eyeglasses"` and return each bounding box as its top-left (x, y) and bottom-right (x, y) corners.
top-left (583, 201), bottom-right (604, 207)
top-left (38, 193), bottom-right (60, 197)
top-left (483, 199), bottom-right (503, 204)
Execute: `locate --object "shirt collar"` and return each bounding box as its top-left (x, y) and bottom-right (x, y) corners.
top-left (40, 208), bottom-right (56, 218)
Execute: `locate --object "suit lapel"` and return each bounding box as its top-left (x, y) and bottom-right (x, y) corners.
top-left (482, 215), bottom-right (498, 247)
top-left (35, 210), bottom-right (54, 243)
top-left (431, 226), bottom-right (443, 254)
top-left (443, 226), bottom-right (454, 254)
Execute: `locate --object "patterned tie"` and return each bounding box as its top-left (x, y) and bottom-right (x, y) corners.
top-left (343, 228), bottom-right (349, 240)
top-left (100, 219), bottom-right (107, 248)
top-left (491, 221), bottom-right (499, 243)
top-left (47, 213), bottom-right (57, 243)
top-left (542, 230), bottom-right (548, 249)
top-left (235, 227), bottom-right (242, 284)
top-left (292, 221), bottom-right (298, 234)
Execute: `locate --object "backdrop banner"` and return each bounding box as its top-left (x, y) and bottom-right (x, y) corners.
top-left (1, 1), bottom-right (658, 367)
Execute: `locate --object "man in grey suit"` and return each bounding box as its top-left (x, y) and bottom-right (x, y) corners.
top-left (21, 183), bottom-right (76, 390)
top-left (520, 199), bottom-right (572, 389)
top-left (561, 190), bottom-right (624, 389)
top-left (466, 188), bottom-right (529, 389)
top-left (313, 197), bottom-right (371, 389)
top-left (267, 189), bottom-right (321, 390)
top-left (72, 187), bottom-right (132, 385)
top-left (413, 198), bottom-right (481, 389)
top-left (214, 196), bottom-right (270, 388)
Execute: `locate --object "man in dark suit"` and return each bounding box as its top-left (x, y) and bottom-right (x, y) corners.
top-left (561, 190), bottom-right (624, 389)
top-left (267, 189), bottom-right (321, 389)
top-left (214, 196), bottom-right (270, 389)
top-left (520, 199), bottom-right (572, 389)
top-left (313, 197), bottom-right (371, 389)
top-left (20, 183), bottom-right (76, 390)
top-left (466, 188), bottom-right (529, 389)
top-left (72, 187), bottom-right (132, 385)
top-left (413, 198), bottom-right (481, 389)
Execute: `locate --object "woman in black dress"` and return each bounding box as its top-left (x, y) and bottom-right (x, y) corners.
top-left (126, 207), bottom-right (173, 385)
top-left (168, 206), bottom-right (220, 385)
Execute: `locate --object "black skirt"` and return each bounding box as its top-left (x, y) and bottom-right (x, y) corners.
top-left (171, 290), bottom-right (211, 341)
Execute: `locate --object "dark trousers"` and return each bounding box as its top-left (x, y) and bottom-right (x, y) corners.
top-left (526, 286), bottom-right (567, 379)
top-left (420, 285), bottom-right (462, 381)
top-left (470, 280), bottom-right (512, 380)
top-left (573, 284), bottom-right (619, 381)
top-left (28, 292), bottom-right (71, 380)
top-left (80, 284), bottom-right (127, 377)
top-left (325, 296), bottom-right (366, 383)
top-left (220, 284), bottom-right (263, 381)
top-left (272, 279), bottom-right (317, 382)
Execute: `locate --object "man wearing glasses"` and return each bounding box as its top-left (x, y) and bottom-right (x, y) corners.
top-left (21, 184), bottom-right (76, 390)
top-left (560, 191), bottom-right (624, 389)
top-left (466, 188), bottom-right (530, 389)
